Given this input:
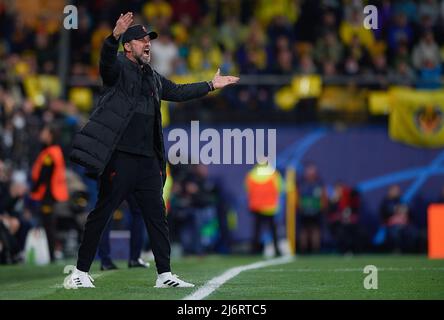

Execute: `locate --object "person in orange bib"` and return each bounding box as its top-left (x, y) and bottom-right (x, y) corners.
top-left (245, 162), bottom-right (283, 256)
top-left (30, 125), bottom-right (69, 262)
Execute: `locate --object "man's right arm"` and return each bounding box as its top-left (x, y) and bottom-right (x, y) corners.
top-left (99, 12), bottom-right (133, 86)
top-left (99, 35), bottom-right (121, 86)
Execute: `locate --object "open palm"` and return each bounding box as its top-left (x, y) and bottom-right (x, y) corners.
top-left (212, 69), bottom-right (240, 89)
top-left (113, 12), bottom-right (134, 40)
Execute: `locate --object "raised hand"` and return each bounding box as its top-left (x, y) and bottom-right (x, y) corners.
top-left (113, 12), bottom-right (133, 40)
top-left (211, 68), bottom-right (240, 90)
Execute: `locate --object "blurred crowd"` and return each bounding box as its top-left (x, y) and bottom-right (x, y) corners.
top-left (3, 0), bottom-right (444, 80)
top-left (1, 0), bottom-right (444, 115)
top-left (294, 163), bottom-right (444, 255)
top-left (168, 164), bottom-right (231, 255)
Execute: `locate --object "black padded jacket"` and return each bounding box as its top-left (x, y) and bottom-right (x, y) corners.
top-left (70, 34), bottom-right (210, 183)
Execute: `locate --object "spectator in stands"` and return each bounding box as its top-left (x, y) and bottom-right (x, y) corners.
top-left (412, 30), bottom-right (441, 71)
top-left (392, 0), bottom-right (417, 23)
top-left (219, 51), bottom-right (237, 76)
top-left (297, 53), bottom-right (317, 75)
top-left (91, 21), bottom-right (112, 67)
top-left (418, 0), bottom-right (440, 25)
top-left (170, 0), bottom-right (202, 24)
top-left (380, 185), bottom-right (406, 226)
top-left (297, 163), bottom-right (327, 254)
top-left (370, 53), bottom-right (390, 89)
top-left (171, 164), bottom-right (219, 255)
top-left (191, 14), bottom-right (218, 46)
top-left (35, 32), bottom-right (57, 73)
top-left (267, 15), bottom-right (294, 47)
top-left (8, 16), bottom-right (34, 54)
top-left (377, 185), bottom-right (421, 253)
top-left (219, 16), bottom-right (246, 54)
top-left (387, 12), bottom-right (413, 52)
top-left (314, 10), bottom-right (339, 41)
top-left (371, 53), bottom-right (389, 76)
top-left (327, 182), bottom-right (362, 253)
top-left (0, 160), bottom-right (9, 202)
top-left (339, 6), bottom-right (375, 50)
top-left (150, 32), bottom-right (179, 77)
top-left (188, 33), bottom-right (222, 72)
top-left (390, 61), bottom-right (416, 85)
top-left (272, 47), bottom-right (294, 75)
top-left (254, 0), bottom-right (299, 28)
top-left (342, 35), bottom-right (371, 75)
top-left (8, 109), bottom-right (30, 168)
top-left (0, 211), bottom-right (19, 264)
top-left (0, 170), bottom-right (32, 263)
top-left (236, 19), bottom-right (267, 74)
top-left (142, 0), bottom-right (173, 26)
top-left (390, 40), bottom-right (411, 69)
top-left (268, 35), bottom-right (290, 71)
top-left (342, 54), bottom-right (361, 76)
top-left (169, 16), bottom-right (192, 57)
top-left (413, 31), bottom-right (442, 89)
top-left (313, 31), bottom-right (344, 70)
top-left (321, 60), bottom-right (338, 76)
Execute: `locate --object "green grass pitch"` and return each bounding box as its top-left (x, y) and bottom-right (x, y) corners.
top-left (0, 255), bottom-right (443, 300)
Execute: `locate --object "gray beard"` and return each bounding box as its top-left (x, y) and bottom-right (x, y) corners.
top-left (135, 54), bottom-right (150, 66)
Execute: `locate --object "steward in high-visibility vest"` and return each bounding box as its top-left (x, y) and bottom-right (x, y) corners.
top-left (30, 145), bottom-right (69, 203)
top-left (246, 163), bottom-right (282, 215)
top-left (30, 125), bottom-right (68, 262)
top-left (245, 163), bottom-right (283, 256)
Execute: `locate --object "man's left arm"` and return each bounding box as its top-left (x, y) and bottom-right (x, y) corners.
top-left (160, 69), bottom-right (239, 102)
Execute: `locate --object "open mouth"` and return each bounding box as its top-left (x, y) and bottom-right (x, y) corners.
top-left (143, 48), bottom-right (150, 56)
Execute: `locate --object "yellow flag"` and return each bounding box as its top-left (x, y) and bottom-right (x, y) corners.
top-left (389, 89), bottom-right (444, 148)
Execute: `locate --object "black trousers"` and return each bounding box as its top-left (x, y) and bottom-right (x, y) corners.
top-left (251, 212), bottom-right (281, 255)
top-left (98, 194), bottom-right (146, 264)
top-left (77, 151), bottom-right (170, 273)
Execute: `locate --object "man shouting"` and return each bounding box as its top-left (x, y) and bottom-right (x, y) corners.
top-left (67, 12), bottom-right (239, 288)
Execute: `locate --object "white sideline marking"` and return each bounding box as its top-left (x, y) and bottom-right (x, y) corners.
top-left (183, 256), bottom-right (295, 300)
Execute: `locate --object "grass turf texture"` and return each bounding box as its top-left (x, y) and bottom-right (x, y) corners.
top-left (0, 255), bottom-right (443, 300)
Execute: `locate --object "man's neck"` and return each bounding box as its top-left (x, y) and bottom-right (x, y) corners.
top-left (125, 53), bottom-right (143, 68)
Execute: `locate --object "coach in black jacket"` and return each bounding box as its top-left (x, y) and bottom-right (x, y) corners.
top-left (67, 12), bottom-right (239, 289)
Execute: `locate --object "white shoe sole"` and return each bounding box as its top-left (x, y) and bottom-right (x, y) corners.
top-left (154, 283), bottom-right (195, 288)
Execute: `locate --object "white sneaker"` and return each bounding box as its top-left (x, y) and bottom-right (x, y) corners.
top-left (155, 272), bottom-right (195, 288)
top-left (64, 268), bottom-right (95, 289)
